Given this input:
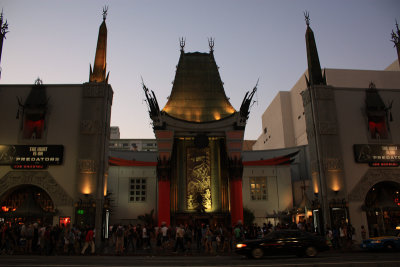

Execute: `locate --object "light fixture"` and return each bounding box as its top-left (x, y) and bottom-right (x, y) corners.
top-left (334, 189), bottom-right (339, 195)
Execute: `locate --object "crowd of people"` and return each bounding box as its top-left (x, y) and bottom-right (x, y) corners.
top-left (0, 222), bottom-right (96, 256)
top-left (0, 219), bottom-right (357, 256)
top-left (325, 222), bottom-right (357, 250)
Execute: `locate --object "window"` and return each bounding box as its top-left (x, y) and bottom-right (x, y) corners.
top-left (249, 177), bottom-right (267, 201)
top-left (23, 116), bottom-right (45, 139)
top-left (365, 83), bottom-right (391, 141)
top-left (368, 118), bottom-right (388, 139)
top-left (129, 178), bottom-right (147, 202)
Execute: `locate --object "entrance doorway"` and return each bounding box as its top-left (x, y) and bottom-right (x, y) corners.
top-left (364, 181), bottom-right (400, 237)
top-left (0, 185), bottom-right (55, 225)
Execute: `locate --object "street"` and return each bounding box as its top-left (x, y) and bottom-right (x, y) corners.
top-left (1, 251), bottom-right (400, 267)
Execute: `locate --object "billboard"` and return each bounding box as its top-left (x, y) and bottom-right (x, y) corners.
top-left (0, 145), bottom-right (64, 169)
top-left (353, 144), bottom-right (400, 164)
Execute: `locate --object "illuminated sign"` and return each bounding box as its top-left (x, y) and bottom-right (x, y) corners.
top-left (59, 216), bottom-right (71, 226)
top-left (369, 162), bottom-right (399, 167)
top-left (0, 145), bottom-right (64, 167)
top-left (77, 209), bottom-right (84, 215)
top-left (354, 144), bottom-right (400, 165)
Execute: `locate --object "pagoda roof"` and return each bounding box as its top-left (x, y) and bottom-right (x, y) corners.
top-left (162, 52), bottom-right (236, 122)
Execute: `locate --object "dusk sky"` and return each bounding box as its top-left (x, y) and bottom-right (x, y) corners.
top-left (1, 0), bottom-right (399, 140)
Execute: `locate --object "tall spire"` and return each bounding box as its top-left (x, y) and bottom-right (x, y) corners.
top-left (0, 10), bottom-right (9, 79)
top-left (391, 20), bottom-right (400, 68)
top-left (304, 11), bottom-right (326, 88)
top-left (89, 6), bottom-right (109, 83)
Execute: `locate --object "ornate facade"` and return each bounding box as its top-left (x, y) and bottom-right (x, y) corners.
top-left (142, 41), bottom-right (257, 226)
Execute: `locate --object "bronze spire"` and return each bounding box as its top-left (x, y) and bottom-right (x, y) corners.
top-left (304, 11), bottom-right (326, 88)
top-left (391, 20), bottom-right (400, 68)
top-left (89, 6), bottom-right (109, 83)
top-left (162, 42), bottom-right (235, 122)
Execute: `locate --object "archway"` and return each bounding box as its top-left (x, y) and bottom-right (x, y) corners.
top-left (364, 181), bottom-right (400, 237)
top-left (0, 185), bottom-right (55, 225)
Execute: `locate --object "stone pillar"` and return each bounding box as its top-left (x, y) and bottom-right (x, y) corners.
top-left (301, 85), bottom-right (346, 233)
top-left (78, 83), bottom-right (113, 250)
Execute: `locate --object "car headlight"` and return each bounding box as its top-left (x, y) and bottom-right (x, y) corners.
top-left (236, 243), bottom-right (247, 248)
top-left (370, 240), bottom-right (381, 244)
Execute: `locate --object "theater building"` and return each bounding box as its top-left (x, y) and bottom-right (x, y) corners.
top-left (107, 143), bottom-right (309, 227)
top-left (253, 18), bottom-right (400, 239)
top-left (107, 40), bottom-right (308, 227)
top-left (0, 11), bottom-right (113, 244)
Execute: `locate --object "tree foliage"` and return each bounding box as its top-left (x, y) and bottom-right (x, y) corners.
top-left (243, 207), bottom-right (255, 226)
top-left (138, 209), bottom-right (155, 225)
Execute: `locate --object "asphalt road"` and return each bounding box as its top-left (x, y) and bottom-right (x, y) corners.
top-left (1, 251), bottom-right (400, 267)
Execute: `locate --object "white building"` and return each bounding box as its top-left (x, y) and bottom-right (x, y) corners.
top-left (253, 15), bottom-right (400, 240)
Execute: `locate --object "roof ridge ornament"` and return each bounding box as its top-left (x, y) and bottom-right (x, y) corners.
top-left (179, 37), bottom-right (186, 52)
top-left (208, 37), bottom-right (215, 53)
top-left (0, 10), bottom-right (8, 36)
top-left (391, 19), bottom-right (399, 46)
top-left (239, 78), bottom-right (259, 119)
top-left (304, 11), bottom-right (310, 27)
top-left (102, 6), bottom-right (108, 21)
top-left (368, 81), bottom-right (376, 89)
top-left (35, 77), bottom-right (43, 85)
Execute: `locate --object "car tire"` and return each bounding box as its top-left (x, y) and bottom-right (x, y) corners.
top-left (305, 246), bottom-right (318, 257)
top-left (251, 248), bottom-right (264, 259)
top-left (384, 242), bottom-right (395, 252)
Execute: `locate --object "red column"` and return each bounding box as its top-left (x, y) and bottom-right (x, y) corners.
top-left (156, 156), bottom-right (171, 226)
top-left (230, 178), bottom-right (243, 225)
top-left (158, 179), bottom-right (170, 226)
top-left (228, 156), bottom-right (244, 226)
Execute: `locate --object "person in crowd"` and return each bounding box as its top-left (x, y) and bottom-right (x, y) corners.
top-left (160, 222), bottom-right (169, 250)
top-left (325, 227), bottom-right (333, 248)
top-left (81, 226), bottom-right (95, 255)
top-left (204, 226), bottom-right (213, 254)
top-left (361, 225), bottom-right (367, 240)
top-left (142, 224), bottom-right (150, 250)
top-left (173, 224), bottom-right (185, 252)
top-left (125, 224), bottom-right (135, 254)
top-left (155, 226), bottom-right (163, 252)
top-left (64, 227), bottom-right (75, 255)
top-left (115, 225), bottom-right (124, 255)
top-left (184, 224), bottom-right (192, 253)
top-left (233, 224), bottom-right (242, 243)
top-left (339, 223), bottom-right (347, 249)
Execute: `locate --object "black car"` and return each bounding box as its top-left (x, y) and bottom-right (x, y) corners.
top-left (235, 229), bottom-right (329, 259)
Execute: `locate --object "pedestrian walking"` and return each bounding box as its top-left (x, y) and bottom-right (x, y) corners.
top-left (81, 227), bottom-right (95, 255)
